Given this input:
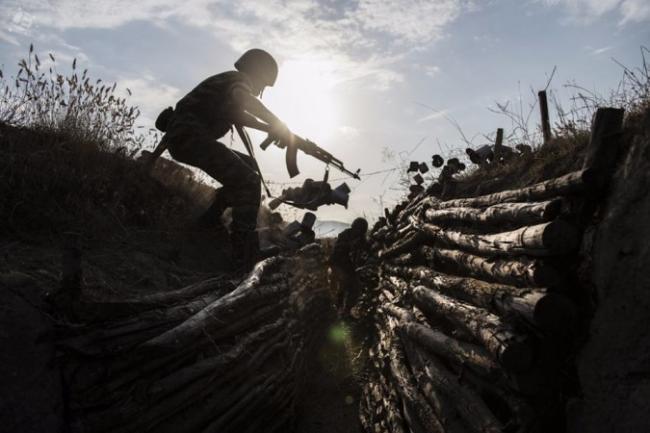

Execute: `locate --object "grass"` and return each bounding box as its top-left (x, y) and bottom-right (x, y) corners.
top-left (0, 44), bottom-right (145, 149)
top-left (0, 45), bottom-right (215, 240)
top-left (439, 46), bottom-right (650, 199)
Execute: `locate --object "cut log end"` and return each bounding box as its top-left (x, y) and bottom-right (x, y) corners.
top-left (534, 264), bottom-right (565, 289)
top-left (541, 220), bottom-right (580, 255)
top-left (499, 338), bottom-right (534, 373)
top-left (533, 293), bottom-right (577, 333)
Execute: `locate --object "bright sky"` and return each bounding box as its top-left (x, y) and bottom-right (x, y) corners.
top-left (1, 0), bottom-right (648, 223)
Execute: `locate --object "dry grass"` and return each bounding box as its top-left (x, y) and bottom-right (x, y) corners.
top-left (0, 123), bottom-right (193, 238)
top-left (452, 130), bottom-right (591, 198)
top-left (444, 47), bottom-right (650, 199)
top-left (0, 45), bottom-right (212, 240)
top-left (0, 44), bottom-right (150, 150)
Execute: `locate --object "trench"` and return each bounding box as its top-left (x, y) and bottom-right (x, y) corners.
top-left (3, 106), bottom-right (650, 433)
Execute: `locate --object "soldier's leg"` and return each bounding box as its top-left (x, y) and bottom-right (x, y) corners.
top-left (167, 130), bottom-right (261, 269)
top-left (183, 145), bottom-right (261, 269)
top-left (168, 132), bottom-right (260, 210)
top-left (167, 128), bottom-right (232, 228)
top-left (227, 151), bottom-right (262, 270)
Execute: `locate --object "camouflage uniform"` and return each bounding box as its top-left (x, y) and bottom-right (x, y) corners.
top-left (165, 71), bottom-right (261, 267)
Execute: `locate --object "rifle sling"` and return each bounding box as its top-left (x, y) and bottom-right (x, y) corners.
top-left (234, 123), bottom-right (273, 197)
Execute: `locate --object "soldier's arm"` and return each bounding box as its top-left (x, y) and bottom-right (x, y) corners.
top-left (231, 88), bottom-right (290, 139)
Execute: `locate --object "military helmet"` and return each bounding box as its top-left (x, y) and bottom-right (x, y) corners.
top-left (351, 217), bottom-right (368, 235)
top-left (235, 49), bottom-right (278, 87)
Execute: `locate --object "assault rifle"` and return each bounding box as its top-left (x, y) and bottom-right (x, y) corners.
top-left (260, 133), bottom-right (361, 179)
top-left (235, 113), bottom-right (361, 180)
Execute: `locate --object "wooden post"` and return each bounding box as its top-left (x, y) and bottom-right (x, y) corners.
top-left (582, 107), bottom-right (625, 192)
top-left (538, 90), bottom-right (552, 145)
top-left (494, 128), bottom-right (504, 148)
top-left (493, 128), bottom-right (504, 161)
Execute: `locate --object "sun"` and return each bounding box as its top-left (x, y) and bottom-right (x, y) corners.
top-left (263, 59), bottom-right (340, 143)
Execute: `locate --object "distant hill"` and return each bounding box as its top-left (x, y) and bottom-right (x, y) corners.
top-left (314, 220), bottom-right (349, 238)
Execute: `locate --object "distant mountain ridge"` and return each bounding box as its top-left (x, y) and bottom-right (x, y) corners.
top-left (314, 220), bottom-right (349, 238)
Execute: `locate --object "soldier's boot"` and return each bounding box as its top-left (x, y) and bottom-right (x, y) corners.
top-left (230, 204), bottom-right (260, 273)
top-left (196, 188), bottom-right (229, 231)
top-left (230, 229), bottom-right (260, 273)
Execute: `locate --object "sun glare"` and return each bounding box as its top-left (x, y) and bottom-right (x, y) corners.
top-left (264, 59), bottom-right (340, 142)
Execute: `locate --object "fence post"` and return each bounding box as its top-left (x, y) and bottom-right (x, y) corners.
top-left (494, 128), bottom-right (504, 161)
top-left (538, 90), bottom-right (552, 145)
top-left (583, 107), bottom-right (625, 192)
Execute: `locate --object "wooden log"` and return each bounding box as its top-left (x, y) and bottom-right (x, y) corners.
top-left (582, 107), bottom-right (625, 190)
top-left (384, 264), bottom-right (576, 331)
top-left (72, 273), bottom-right (239, 321)
top-left (385, 330), bottom-right (445, 433)
top-left (359, 383), bottom-right (374, 433)
top-left (141, 281), bottom-right (287, 351)
top-left (401, 337), bottom-right (503, 433)
top-left (114, 275), bottom-right (235, 307)
top-left (386, 252), bottom-right (420, 266)
top-left (73, 303), bottom-right (289, 407)
top-left (145, 320), bottom-right (285, 401)
top-left (378, 229), bottom-right (424, 258)
top-left (420, 168), bottom-right (594, 210)
top-left (383, 303), bottom-right (501, 379)
top-left (424, 199), bottom-right (563, 227)
top-left (412, 285), bottom-right (533, 372)
top-left (382, 222), bottom-right (414, 245)
top-left (155, 331), bottom-right (294, 433)
top-left (416, 220), bottom-right (580, 257)
top-left (421, 245), bottom-right (565, 288)
top-left (371, 225), bottom-right (392, 242)
top-left (395, 192), bottom-right (431, 225)
top-left (363, 369), bottom-right (408, 433)
top-left (140, 258), bottom-right (287, 352)
top-left (59, 291), bottom-right (226, 356)
top-left (238, 384), bottom-right (294, 433)
top-left (205, 357), bottom-right (296, 433)
top-left (79, 326), bottom-right (291, 433)
top-left (458, 367), bottom-right (537, 432)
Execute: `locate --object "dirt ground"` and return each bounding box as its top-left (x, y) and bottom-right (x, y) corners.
top-left (572, 109), bottom-right (650, 433)
top-left (0, 273), bottom-right (63, 433)
top-left (295, 319), bottom-right (363, 433)
top-left (0, 231), bottom-right (230, 433)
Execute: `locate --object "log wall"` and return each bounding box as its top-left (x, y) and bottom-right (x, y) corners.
top-left (57, 245), bottom-right (331, 433)
top-left (357, 107), bottom-right (624, 433)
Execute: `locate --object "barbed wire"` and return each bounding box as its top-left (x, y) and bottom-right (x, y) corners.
top-left (263, 166), bottom-right (401, 187)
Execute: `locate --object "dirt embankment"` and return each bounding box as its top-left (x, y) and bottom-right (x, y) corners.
top-left (574, 108), bottom-right (650, 433)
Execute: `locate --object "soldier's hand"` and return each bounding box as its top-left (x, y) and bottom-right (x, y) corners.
top-left (270, 121), bottom-right (292, 142)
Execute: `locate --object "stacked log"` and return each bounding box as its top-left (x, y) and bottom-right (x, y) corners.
top-left (358, 108), bottom-right (624, 432)
top-left (57, 244), bottom-right (331, 433)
